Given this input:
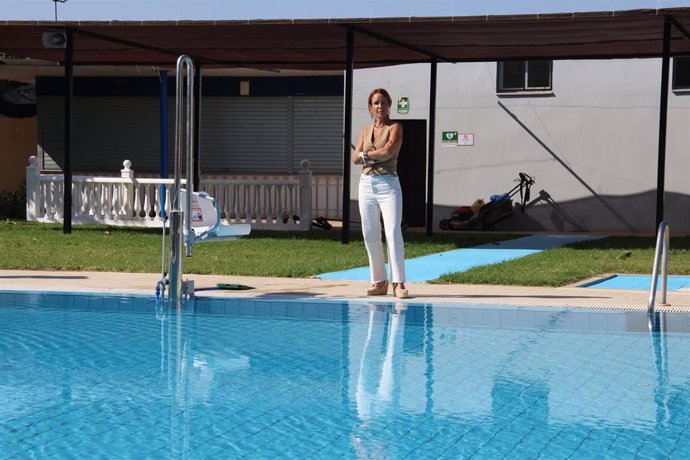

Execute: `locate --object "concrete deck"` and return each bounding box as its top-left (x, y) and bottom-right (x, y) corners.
top-left (2, 270), bottom-right (689, 312)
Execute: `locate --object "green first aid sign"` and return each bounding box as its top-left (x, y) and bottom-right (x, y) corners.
top-left (397, 97), bottom-right (409, 114)
top-left (441, 131), bottom-right (458, 146)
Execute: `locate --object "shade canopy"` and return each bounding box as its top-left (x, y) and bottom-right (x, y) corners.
top-left (2, 8), bottom-right (690, 71)
top-left (3, 7), bottom-right (689, 237)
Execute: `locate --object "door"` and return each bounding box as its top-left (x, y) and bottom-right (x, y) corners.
top-left (395, 119), bottom-right (427, 227)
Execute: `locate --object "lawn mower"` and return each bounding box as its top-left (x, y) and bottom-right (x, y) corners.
top-left (439, 172), bottom-right (535, 231)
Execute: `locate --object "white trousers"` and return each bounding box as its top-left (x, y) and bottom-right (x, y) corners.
top-left (358, 174), bottom-right (406, 283)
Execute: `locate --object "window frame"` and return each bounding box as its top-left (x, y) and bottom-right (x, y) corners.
top-left (672, 56), bottom-right (690, 92)
top-left (496, 60), bottom-right (553, 95)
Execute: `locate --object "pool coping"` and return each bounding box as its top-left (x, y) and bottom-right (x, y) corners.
top-left (2, 269), bottom-right (690, 313)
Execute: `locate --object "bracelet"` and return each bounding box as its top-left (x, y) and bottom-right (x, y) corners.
top-left (360, 151), bottom-right (370, 164)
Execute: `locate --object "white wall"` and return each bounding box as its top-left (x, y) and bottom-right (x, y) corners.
top-left (353, 59), bottom-right (690, 234)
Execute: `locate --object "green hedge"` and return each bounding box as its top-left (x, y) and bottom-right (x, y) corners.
top-left (0, 184), bottom-right (26, 219)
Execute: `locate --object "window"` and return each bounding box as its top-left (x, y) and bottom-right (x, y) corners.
top-left (672, 56), bottom-right (690, 90)
top-left (497, 60), bottom-right (552, 93)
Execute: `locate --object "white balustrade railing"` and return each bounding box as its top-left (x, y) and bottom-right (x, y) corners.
top-left (26, 156), bottom-right (342, 230)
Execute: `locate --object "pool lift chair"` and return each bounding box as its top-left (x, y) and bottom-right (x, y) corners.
top-left (156, 55), bottom-right (250, 305)
top-left (179, 190), bottom-right (250, 242)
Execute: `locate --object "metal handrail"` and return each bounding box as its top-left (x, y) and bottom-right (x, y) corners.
top-left (169, 55), bottom-right (195, 304)
top-left (648, 221), bottom-right (670, 312)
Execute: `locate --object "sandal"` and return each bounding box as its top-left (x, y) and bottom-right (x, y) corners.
top-left (366, 281), bottom-right (389, 296)
top-left (392, 283), bottom-right (409, 299)
top-left (311, 216), bottom-right (332, 230)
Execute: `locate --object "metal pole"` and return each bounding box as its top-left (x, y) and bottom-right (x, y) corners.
top-left (62, 29), bottom-right (73, 234)
top-left (169, 209), bottom-right (184, 301)
top-left (159, 70), bottom-right (169, 217)
top-left (169, 55), bottom-right (194, 304)
top-left (656, 15), bottom-right (671, 228)
top-left (185, 60), bottom-right (195, 255)
top-left (53, 0), bottom-right (67, 21)
top-left (648, 221), bottom-right (670, 311)
top-left (193, 60), bottom-right (201, 192)
top-left (426, 59), bottom-right (438, 236)
top-left (341, 28), bottom-right (354, 244)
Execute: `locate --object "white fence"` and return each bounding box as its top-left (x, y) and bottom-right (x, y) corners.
top-left (25, 156), bottom-right (342, 231)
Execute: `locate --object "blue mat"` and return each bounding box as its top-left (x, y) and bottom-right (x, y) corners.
top-left (580, 274), bottom-right (690, 291)
top-left (319, 234), bottom-right (602, 283)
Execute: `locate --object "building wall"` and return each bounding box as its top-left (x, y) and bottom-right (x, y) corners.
top-left (0, 115), bottom-right (36, 192)
top-left (27, 62), bottom-right (690, 234)
top-left (353, 59), bottom-right (690, 234)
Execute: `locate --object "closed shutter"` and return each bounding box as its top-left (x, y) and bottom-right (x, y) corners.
top-left (37, 94), bottom-right (343, 175)
top-left (37, 97), bottom-right (61, 170)
top-left (292, 96), bottom-right (343, 174)
top-left (38, 96), bottom-right (162, 172)
top-left (200, 97), bottom-right (289, 174)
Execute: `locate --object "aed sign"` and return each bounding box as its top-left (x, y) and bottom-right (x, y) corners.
top-left (441, 131), bottom-right (458, 146)
top-left (397, 97), bottom-right (409, 114)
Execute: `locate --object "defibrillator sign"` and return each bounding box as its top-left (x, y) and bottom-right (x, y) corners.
top-left (441, 131), bottom-right (458, 146)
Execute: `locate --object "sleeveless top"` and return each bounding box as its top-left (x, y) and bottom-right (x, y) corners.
top-left (362, 122), bottom-right (399, 176)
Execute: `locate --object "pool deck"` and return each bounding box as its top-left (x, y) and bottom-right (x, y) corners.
top-left (2, 269), bottom-right (689, 312)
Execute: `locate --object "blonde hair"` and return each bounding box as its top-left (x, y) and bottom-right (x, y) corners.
top-left (368, 88), bottom-right (392, 107)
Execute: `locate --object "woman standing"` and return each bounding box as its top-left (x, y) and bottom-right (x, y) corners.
top-left (352, 88), bottom-right (408, 299)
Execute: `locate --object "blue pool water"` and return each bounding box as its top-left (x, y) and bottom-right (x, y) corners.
top-left (1, 291), bottom-right (690, 459)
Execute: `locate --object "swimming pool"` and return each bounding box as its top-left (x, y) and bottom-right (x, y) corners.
top-left (1, 291), bottom-right (689, 459)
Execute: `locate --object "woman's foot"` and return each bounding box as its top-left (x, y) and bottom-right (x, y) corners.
top-left (366, 280), bottom-right (389, 296)
top-left (392, 282), bottom-right (409, 299)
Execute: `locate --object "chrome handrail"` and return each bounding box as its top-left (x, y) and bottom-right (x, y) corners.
top-left (169, 55), bottom-right (195, 304)
top-left (648, 221), bottom-right (670, 312)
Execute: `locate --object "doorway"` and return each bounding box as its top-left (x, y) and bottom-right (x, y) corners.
top-left (395, 119), bottom-right (427, 227)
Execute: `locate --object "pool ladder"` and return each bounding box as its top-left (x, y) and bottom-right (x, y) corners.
top-left (648, 221), bottom-right (670, 313)
top-left (157, 54), bottom-right (195, 305)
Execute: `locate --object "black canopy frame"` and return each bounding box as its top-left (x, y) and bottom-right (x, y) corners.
top-left (3, 8), bottom-right (690, 236)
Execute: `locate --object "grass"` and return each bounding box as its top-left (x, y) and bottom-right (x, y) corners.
top-left (2, 221), bottom-right (690, 286)
top-left (436, 237), bottom-right (690, 286)
top-left (0, 221), bottom-right (513, 278)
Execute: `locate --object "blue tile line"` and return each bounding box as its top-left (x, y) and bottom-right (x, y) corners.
top-left (318, 234), bottom-right (603, 283)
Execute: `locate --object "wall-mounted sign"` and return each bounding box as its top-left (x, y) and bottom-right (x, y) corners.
top-left (458, 133), bottom-right (474, 146)
top-left (397, 97), bottom-right (409, 114)
top-left (441, 131), bottom-right (458, 146)
top-left (240, 80), bottom-right (250, 96)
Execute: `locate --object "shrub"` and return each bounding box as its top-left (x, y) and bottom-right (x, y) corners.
top-left (0, 183), bottom-right (26, 219)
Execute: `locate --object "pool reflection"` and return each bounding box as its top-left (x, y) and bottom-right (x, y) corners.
top-left (153, 296), bottom-right (690, 457)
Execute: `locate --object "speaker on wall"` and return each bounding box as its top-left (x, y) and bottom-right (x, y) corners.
top-left (42, 31), bottom-right (67, 49)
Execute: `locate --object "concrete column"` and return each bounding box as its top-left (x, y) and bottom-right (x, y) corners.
top-left (299, 159), bottom-right (313, 231)
top-left (25, 155), bottom-right (40, 220)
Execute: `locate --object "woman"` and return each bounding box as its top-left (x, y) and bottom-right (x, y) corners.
top-left (352, 88), bottom-right (408, 299)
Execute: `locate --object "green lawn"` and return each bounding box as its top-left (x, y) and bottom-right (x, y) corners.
top-left (0, 221), bottom-right (511, 278)
top-left (437, 237), bottom-right (690, 286)
top-left (2, 221), bottom-right (689, 286)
